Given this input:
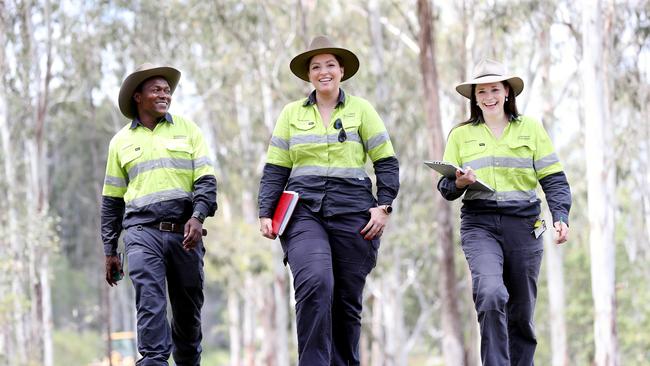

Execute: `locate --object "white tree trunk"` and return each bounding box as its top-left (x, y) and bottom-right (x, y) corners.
top-left (582, 0), bottom-right (619, 365)
top-left (272, 244), bottom-right (290, 366)
top-left (539, 5), bottom-right (568, 364)
top-left (228, 286), bottom-right (241, 366)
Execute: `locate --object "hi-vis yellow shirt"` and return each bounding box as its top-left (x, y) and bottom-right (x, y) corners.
top-left (266, 94), bottom-right (395, 175)
top-left (443, 115), bottom-right (563, 202)
top-left (102, 114), bottom-right (214, 216)
top-left (260, 90), bottom-right (399, 217)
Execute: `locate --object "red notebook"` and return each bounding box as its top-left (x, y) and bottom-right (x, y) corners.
top-left (272, 191), bottom-right (299, 236)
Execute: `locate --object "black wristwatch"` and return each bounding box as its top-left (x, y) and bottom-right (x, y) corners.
top-left (381, 205), bottom-right (393, 215)
top-left (191, 210), bottom-right (206, 224)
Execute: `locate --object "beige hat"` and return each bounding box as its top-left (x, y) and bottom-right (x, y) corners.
top-left (455, 59), bottom-right (524, 99)
top-left (290, 35), bottom-right (359, 82)
top-left (118, 63), bottom-right (181, 119)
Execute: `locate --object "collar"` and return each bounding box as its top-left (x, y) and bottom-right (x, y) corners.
top-left (303, 89), bottom-right (346, 108)
top-left (130, 113), bottom-right (174, 129)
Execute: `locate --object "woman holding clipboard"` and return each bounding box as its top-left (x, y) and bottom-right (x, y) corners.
top-left (257, 36), bottom-right (399, 365)
top-left (437, 59), bottom-right (571, 366)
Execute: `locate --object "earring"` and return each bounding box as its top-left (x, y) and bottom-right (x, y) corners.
top-left (505, 96), bottom-right (509, 102)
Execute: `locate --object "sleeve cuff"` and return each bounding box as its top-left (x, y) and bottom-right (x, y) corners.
top-left (104, 244), bottom-right (118, 256)
top-left (553, 214), bottom-right (569, 226)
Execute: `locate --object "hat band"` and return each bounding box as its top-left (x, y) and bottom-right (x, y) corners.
top-left (475, 73), bottom-right (503, 79)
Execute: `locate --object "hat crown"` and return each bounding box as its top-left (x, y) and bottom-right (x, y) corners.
top-left (134, 62), bottom-right (158, 72)
top-left (472, 59), bottom-right (508, 80)
top-left (307, 35), bottom-right (337, 51)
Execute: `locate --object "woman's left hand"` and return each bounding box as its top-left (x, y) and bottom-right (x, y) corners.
top-left (361, 206), bottom-right (389, 240)
top-left (554, 221), bottom-right (569, 244)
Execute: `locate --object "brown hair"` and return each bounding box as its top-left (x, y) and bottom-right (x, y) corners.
top-left (456, 81), bottom-right (520, 128)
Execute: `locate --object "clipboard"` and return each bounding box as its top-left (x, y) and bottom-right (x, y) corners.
top-left (424, 160), bottom-right (495, 192)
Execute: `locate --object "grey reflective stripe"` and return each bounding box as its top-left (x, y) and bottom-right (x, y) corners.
top-left (290, 134), bottom-right (328, 146)
top-left (346, 131), bottom-right (362, 144)
top-left (128, 158), bottom-right (193, 181)
top-left (270, 136), bottom-right (289, 150)
top-left (463, 156), bottom-right (533, 170)
top-left (289, 132), bottom-right (363, 147)
top-left (125, 189), bottom-right (192, 210)
top-left (365, 131), bottom-right (390, 151)
top-left (290, 166), bottom-right (368, 179)
top-left (104, 175), bottom-right (127, 188)
top-left (534, 153), bottom-right (559, 170)
top-left (464, 189), bottom-right (537, 201)
top-left (463, 156), bottom-right (492, 170)
top-left (194, 156), bottom-right (212, 168)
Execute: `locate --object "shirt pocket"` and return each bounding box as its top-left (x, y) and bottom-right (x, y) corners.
top-left (119, 146), bottom-right (143, 170)
top-left (289, 119), bottom-right (317, 134)
top-left (507, 140), bottom-right (536, 174)
top-left (458, 141), bottom-right (487, 167)
top-left (165, 141), bottom-right (193, 160)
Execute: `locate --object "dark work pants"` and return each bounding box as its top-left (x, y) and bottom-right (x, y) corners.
top-left (124, 225), bottom-right (205, 366)
top-left (280, 204), bottom-right (379, 366)
top-left (460, 213), bottom-right (544, 366)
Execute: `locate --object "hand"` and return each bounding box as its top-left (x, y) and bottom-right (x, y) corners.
top-left (361, 206), bottom-right (389, 240)
top-left (554, 220), bottom-right (569, 244)
top-left (183, 218), bottom-right (203, 250)
top-left (455, 166), bottom-right (476, 189)
top-left (105, 255), bottom-right (122, 287)
top-left (259, 217), bottom-right (277, 240)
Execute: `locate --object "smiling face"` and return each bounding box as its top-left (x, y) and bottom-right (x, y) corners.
top-left (133, 76), bottom-right (172, 119)
top-left (308, 53), bottom-right (344, 95)
top-left (474, 82), bottom-right (509, 119)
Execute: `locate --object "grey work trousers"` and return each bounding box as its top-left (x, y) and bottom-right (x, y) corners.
top-left (280, 204), bottom-right (379, 366)
top-left (125, 225), bottom-right (205, 366)
top-left (460, 213), bottom-right (544, 366)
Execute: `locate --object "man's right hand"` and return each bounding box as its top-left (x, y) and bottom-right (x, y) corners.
top-left (105, 255), bottom-right (122, 287)
top-left (259, 217), bottom-right (277, 240)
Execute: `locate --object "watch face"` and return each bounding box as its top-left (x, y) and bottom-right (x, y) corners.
top-left (384, 205), bottom-right (393, 214)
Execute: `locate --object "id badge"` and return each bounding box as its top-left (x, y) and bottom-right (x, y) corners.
top-left (532, 219), bottom-right (546, 239)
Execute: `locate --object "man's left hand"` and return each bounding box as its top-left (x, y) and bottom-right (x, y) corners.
top-left (183, 218), bottom-right (203, 250)
top-left (361, 206), bottom-right (389, 240)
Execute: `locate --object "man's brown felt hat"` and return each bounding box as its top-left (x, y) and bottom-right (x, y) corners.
top-left (118, 63), bottom-right (181, 119)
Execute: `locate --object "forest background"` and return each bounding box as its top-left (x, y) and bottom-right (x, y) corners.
top-left (1, 0), bottom-right (649, 365)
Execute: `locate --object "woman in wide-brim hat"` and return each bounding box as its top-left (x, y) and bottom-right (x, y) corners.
top-left (437, 58), bottom-right (571, 365)
top-left (257, 35), bottom-right (400, 365)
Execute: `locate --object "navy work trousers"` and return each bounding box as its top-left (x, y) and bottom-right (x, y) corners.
top-left (460, 213), bottom-right (544, 366)
top-left (124, 225), bottom-right (205, 366)
top-left (280, 203), bottom-right (379, 366)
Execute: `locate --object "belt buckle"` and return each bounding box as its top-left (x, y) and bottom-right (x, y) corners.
top-left (158, 222), bottom-right (173, 232)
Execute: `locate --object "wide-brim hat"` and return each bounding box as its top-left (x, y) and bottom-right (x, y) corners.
top-left (455, 59), bottom-right (524, 99)
top-left (118, 63), bottom-right (181, 119)
top-left (290, 35), bottom-right (359, 82)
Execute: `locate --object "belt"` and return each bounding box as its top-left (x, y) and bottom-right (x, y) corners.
top-left (145, 222), bottom-right (208, 236)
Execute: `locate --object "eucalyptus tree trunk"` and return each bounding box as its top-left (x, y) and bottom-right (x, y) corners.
top-left (582, 0), bottom-right (619, 364)
top-left (417, 0), bottom-right (466, 365)
top-left (455, 1), bottom-right (481, 364)
top-left (367, 1), bottom-right (407, 364)
top-left (539, 3), bottom-right (569, 365)
top-left (0, 5), bottom-right (27, 362)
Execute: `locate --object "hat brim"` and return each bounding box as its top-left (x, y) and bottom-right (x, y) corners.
top-left (289, 47), bottom-right (359, 82)
top-left (455, 75), bottom-right (524, 99)
top-left (118, 66), bottom-right (181, 119)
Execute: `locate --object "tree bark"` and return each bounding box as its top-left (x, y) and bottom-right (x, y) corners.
top-left (539, 3), bottom-right (569, 365)
top-left (417, 0), bottom-right (466, 365)
top-left (582, 0), bottom-right (619, 364)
